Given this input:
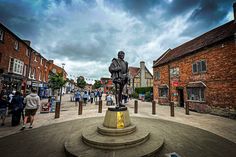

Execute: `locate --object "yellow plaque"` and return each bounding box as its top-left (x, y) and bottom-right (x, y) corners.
top-left (117, 112), bottom-right (124, 128)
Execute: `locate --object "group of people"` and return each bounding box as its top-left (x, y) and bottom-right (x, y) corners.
top-left (0, 88), bottom-right (40, 130)
top-left (74, 89), bottom-right (103, 105)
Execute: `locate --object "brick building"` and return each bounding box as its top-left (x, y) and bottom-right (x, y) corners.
top-left (129, 61), bottom-right (153, 93)
top-left (0, 22), bottom-right (67, 97)
top-left (153, 4), bottom-right (236, 117)
top-left (100, 77), bottom-right (113, 93)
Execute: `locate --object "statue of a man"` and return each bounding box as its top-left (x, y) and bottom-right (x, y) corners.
top-left (109, 51), bottom-right (129, 108)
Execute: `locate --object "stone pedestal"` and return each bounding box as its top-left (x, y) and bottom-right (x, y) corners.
top-left (64, 109), bottom-right (164, 157)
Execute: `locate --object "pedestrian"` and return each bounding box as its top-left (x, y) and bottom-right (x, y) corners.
top-left (90, 91), bottom-right (95, 104)
top-left (106, 94), bottom-right (113, 106)
top-left (20, 88), bottom-right (40, 130)
top-left (94, 90), bottom-right (98, 102)
top-left (74, 90), bottom-right (81, 106)
top-left (0, 95), bottom-right (9, 126)
top-left (98, 89), bottom-right (102, 101)
top-left (11, 91), bottom-right (24, 126)
top-left (83, 91), bottom-right (88, 105)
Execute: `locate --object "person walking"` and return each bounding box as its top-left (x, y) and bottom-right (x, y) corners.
top-left (0, 95), bottom-right (9, 126)
top-left (83, 91), bottom-right (88, 105)
top-left (90, 91), bottom-right (95, 104)
top-left (20, 88), bottom-right (40, 130)
top-left (74, 90), bottom-right (81, 106)
top-left (11, 91), bottom-right (24, 126)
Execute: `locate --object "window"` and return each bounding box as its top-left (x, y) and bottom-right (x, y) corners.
top-left (8, 58), bottom-right (24, 75)
top-left (0, 29), bottom-right (4, 41)
top-left (52, 68), bottom-right (56, 73)
top-left (34, 56), bottom-right (37, 62)
top-left (23, 65), bottom-right (27, 76)
top-left (192, 60), bottom-right (207, 73)
top-left (187, 87), bottom-right (205, 101)
top-left (170, 67), bottom-right (179, 78)
top-left (43, 72), bottom-right (46, 82)
top-left (39, 71), bottom-right (41, 81)
top-left (26, 49), bottom-right (30, 57)
top-left (14, 40), bottom-right (19, 50)
top-left (28, 67), bottom-right (36, 79)
top-left (155, 71), bottom-right (160, 80)
top-left (40, 58), bottom-right (43, 65)
top-left (159, 88), bottom-right (168, 97)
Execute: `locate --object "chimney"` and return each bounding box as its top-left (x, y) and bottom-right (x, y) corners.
top-left (140, 61), bottom-right (146, 87)
top-left (234, 2), bottom-right (236, 22)
top-left (23, 40), bottom-right (31, 46)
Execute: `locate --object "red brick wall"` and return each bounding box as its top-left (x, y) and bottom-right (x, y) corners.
top-left (153, 39), bottom-right (236, 116)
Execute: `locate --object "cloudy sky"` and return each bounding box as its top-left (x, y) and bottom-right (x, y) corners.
top-left (0, 0), bottom-right (234, 82)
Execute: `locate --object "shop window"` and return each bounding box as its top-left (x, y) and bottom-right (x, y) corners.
top-left (14, 40), bottom-right (19, 50)
top-left (187, 87), bottom-right (205, 101)
top-left (192, 60), bottom-right (207, 73)
top-left (0, 29), bottom-right (4, 41)
top-left (159, 88), bottom-right (168, 98)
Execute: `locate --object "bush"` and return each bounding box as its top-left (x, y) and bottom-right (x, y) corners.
top-left (131, 92), bottom-right (139, 99)
top-left (135, 87), bottom-right (153, 94)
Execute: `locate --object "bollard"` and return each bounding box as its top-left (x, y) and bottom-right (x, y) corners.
top-left (55, 101), bottom-right (60, 119)
top-left (170, 102), bottom-right (174, 117)
top-left (134, 100), bottom-right (138, 113)
top-left (78, 101), bottom-right (83, 115)
top-left (185, 102), bottom-right (189, 115)
top-left (98, 100), bottom-right (102, 113)
top-left (152, 100), bottom-right (156, 115)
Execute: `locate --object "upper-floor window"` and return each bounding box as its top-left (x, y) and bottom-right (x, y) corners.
top-left (40, 58), bottom-right (43, 65)
top-left (0, 29), bottom-right (4, 41)
top-left (154, 71), bottom-right (160, 80)
top-left (192, 60), bottom-right (206, 73)
top-left (8, 58), bottom-right (24, 75)
top-left (26, 49), bottom-right (30, 57)
top-left (14, 40), bottom-right (19, 50)
top-left (170, 67), bottom-right (179, 78)
top-left (52, 68), bottom-right (56, 74)
top-left (34, 56), bottom-right (37, 62)
top-left (39, 71), bottom-right (41, 81)
top-left (23, 65), bottom-right (27, 76)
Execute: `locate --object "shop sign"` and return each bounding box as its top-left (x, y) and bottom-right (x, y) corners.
top-left (172, 81), bottom-right (179, 87)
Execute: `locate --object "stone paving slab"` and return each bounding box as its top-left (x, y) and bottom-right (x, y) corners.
top-left (0, 117), bottom-right (235, 157)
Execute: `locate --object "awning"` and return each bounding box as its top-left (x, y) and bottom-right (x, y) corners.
top-left (187, 81), bottom-right (206, 88)
top-left (158, 84), bottom-right (169, 88)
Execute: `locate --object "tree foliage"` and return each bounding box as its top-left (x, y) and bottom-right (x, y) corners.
top-left (48, 73), bottom-right (66, 90)
top-left (77, 76), bottom-right (87, 89)
top-left (93, 80), bottom-right (102, 89)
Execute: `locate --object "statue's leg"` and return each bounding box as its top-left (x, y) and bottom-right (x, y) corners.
top-left (119, 83), bottom-right (124, 107)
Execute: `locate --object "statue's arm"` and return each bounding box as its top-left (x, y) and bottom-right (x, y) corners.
top-left (109, 61), bottom-right (121, 73)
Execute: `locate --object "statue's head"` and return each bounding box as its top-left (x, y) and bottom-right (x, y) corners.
top-left (118, 51), bottom-right (125, 60)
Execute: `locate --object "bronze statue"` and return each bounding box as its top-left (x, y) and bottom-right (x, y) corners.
top-left (109, 51), bottom-right (129, 109)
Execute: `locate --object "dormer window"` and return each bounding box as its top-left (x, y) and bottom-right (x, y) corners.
top-left (0, 29), bottom-right (4, 41)
top-left (14, 40), bottom-right (19, 50)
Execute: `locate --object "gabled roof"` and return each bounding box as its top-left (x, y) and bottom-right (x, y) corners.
top-left (153, 20), bottom-right (236, 68)
top-left (129, 67), bottom-right (140, 77)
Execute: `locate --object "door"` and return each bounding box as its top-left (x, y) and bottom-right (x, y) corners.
top-left (178, 89), bottom-right (184, 107)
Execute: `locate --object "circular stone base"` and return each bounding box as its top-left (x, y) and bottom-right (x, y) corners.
top-left (82, 125), bottom-right (149, 149)
top-left (64, 124), bottom-right (164, 157)
top-left (97, 124), bottom-right (136, 136)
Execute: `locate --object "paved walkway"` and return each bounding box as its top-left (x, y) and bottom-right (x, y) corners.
top-left (0, 94), bottom-right (236, 143)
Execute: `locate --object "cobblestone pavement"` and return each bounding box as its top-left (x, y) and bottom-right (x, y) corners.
top-left (0, 94), bottom-right (236, 143)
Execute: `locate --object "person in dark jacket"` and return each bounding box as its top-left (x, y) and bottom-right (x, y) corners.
top-left (0, 95), bottom-right (9, 126)
top-left (11, 91), bottom-right (24, 126)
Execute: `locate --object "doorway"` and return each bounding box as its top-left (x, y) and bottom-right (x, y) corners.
top-left (178, 88), bottom-right (184, 107)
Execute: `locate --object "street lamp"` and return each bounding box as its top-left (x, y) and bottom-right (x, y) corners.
top-left (59, 63), bottom-right (65, 105)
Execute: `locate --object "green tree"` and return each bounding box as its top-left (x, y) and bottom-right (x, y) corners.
top-left (77, 76), bottom-right (87, 89)
top-left (48, 73), bottom-right (66, 95)
top-left (93, 80), bottom-right (102, 89)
